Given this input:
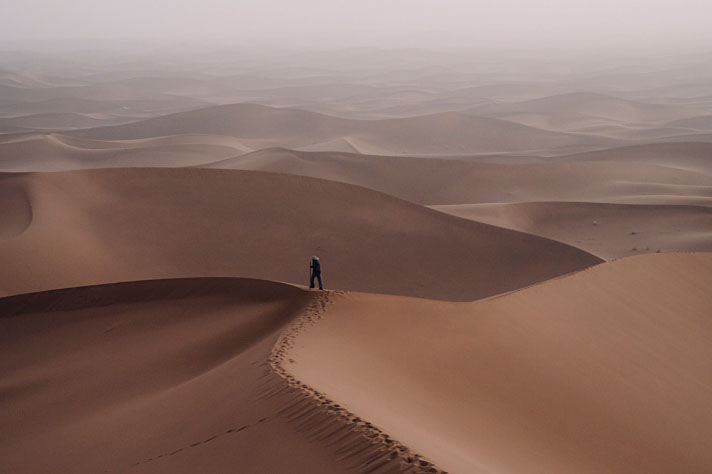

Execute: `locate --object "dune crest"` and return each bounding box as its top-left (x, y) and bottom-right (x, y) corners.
top-left (0, 167), bottom-right (601, 299)
top-left (64, 103), bottom-right (592, 155)
top-left (0, 278), bottom-right (442, 474)
top-left (286, 253), bottom-right (712, 474)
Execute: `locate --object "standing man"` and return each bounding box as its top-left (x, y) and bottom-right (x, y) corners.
top-left (310, 256), bottom-right (324, 290)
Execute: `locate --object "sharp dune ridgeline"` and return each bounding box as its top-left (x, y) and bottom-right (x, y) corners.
top-left (0, 278), bottom-right (444, 474)
top-left (287, 253), bottom-right (712, 474)
top-left (0, 167), bottom-right (600, 299)
top-left (2, 47), bottom-right (712, 474)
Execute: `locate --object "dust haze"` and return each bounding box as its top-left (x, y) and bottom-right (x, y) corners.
top-left (2, 0), bottom-right (712, 51)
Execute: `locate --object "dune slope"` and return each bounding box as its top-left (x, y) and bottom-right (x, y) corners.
top-left (0, 168), bottom-right (600, 300)
top-left (432, 201), bottom-right (712, 259)
top-left (0, 278), bottom-right (437, 474)
top-left (0, 133), bottom-right (249, 172)
top-left (65, 103), bottom-right (588, 154)
top-left (201, 146), bottom-right (712, 205)
top-left (287, 253), bottom-right (712, 474)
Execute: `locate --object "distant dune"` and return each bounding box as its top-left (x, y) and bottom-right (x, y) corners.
top-left (0, 168), bottom-right (600, 299)
top-left (665, 115), bottom-right (712, 130)
top-left (560, 141), bottom-right (712, 173)
top-left (468, 92), bottom-right (704, 133)
top-left (287, 253), bottom-right (712, 474)
top-left (0, 112), bottom-right (131, 133)
top-left (432, 201), bottom-right (712, 259)
top-left (0, 97), bottom-right (122, 116)
top-left (0, 134), bottom-right (249, 171)
top-left (200, 146), bottom-right (712, 205)
top-left (5, 140), bottom-right (709, 206)
top-left (65, 103), bottom-right (592, 155)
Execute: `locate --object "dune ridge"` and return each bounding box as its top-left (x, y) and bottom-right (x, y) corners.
top-left (64, 102), bottom-right (595, 155)
top-left (286, 252), bottom-right (712, 474)
top-left (432, 201), bottom-right (712, 259)
top-left (0, 167), bottom-right (601, 300)
top-left (3, 139), bottom-right (709, 207)
top-left (0, 277), bottom-right (444, 474)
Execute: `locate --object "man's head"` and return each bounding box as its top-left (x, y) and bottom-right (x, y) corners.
top-left (312, 256), bottom-right (319, 260)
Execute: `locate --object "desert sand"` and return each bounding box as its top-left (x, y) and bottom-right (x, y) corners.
top-left (432, 201), bottom-right (712, 259)
top-left (287, 253), bottom-right (712, 474)
top-left (0, 168), bottom-right (599, 299)
top-left (0, 278), bottom-right (438, 474)
top-left (1, 47), bottom-right (711, 474)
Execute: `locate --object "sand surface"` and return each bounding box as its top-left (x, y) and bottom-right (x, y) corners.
top-left (2, 48), bottom-right (711, 474)
top-left (65, 103), bottom-right (592, 155)
top-left (433, 201), bottom-right (712, 259)
top-left (0, 168), bottom-right (599, 299)
top-left (287, 253), bottom-right (712, 474)
top-left (0, 278), bottom-right (440, 474)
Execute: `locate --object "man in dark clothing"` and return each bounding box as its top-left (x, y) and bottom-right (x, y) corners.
top-left (310, 256), bottom-right (323, 290)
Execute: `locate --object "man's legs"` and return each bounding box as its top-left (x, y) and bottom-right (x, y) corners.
top-left (310, 273), bottom-right (315, 289)
top-left (316, 273), bottom-right (323, 290)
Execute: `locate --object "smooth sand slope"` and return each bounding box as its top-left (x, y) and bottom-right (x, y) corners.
top-left (2, 140), bottom-right (710, 205)
top-left (287, 253), bottom-right (712, 474)
top-left (0, 168), bottom-right (600, 299)
top-left (560, 141), bottom-right (712, 173)
top-left (65, 103), bottom-right (596, 155)
top-left (468, 92), bottom-right (700, 129)
top-left (0, 112), bottom-right (132, 133)
top-left (2, 137), bottom-right (710, 205)
top-left (0, 278), bottom-right (438, 474)
top-left (202, 146), bottom-right (712, 205)
top-left (0, 133), bottom-right (250, 171)
top-left (433, 201), bottom-right (712, 259)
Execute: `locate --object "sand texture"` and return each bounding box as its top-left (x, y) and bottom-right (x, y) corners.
top-left (286, 253), bottom-right (712, 474)
top-left (0, 168), bottom-right (600, 299)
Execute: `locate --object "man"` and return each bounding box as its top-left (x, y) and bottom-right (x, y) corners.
top-left (309, 256), bottom-right (324, 290)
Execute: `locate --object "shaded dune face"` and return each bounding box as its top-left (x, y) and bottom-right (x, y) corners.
top-left (286, 253), bottom-right (712, 474)
top-left (0, 177), bottom-right (32, 240)
top-left (0, 279), bottom-right (377, 474)
top-left (0, 168), bottom-right (601, 300)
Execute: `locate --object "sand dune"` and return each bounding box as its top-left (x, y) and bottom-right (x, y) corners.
top-left (203, 147), bottom-right (712, 205)
top-left (468, 92), bottom-right (705, 133)
top-left (562, 141), bottom-right (712, 173)
top-left (0, 167), bottom-right (599, 299)
top-left (0, 83), bottom-right (210, 124)
top-left (0, 112), bottom-right (131, 133)
top-left (2, 48), bottom-right (711, 474)
top-left (287, 253), bottom-right (712, 474)
top-left (0, 134), bottom-right (250, 171)
top-left (65, 103), bottom-right (595, 155)
top-left (444, 83), bottom-right (573, 102)
top-left (0, 97), bottom-right (123, 117)
top-left (3, 139), bottom-right (709, 207)
top-left (0, 278), bottom-right (436, 474)
top-left (666, 115), bottom-right (712, 130)
top-left (432, 201), bottom-right (712, 259)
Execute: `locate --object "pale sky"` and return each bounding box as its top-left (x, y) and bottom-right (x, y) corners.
top-left (2, 0), bottom-right (711, 51)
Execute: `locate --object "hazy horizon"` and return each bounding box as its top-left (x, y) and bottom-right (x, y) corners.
top-left (2, 0), bottom-right (712, 53)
